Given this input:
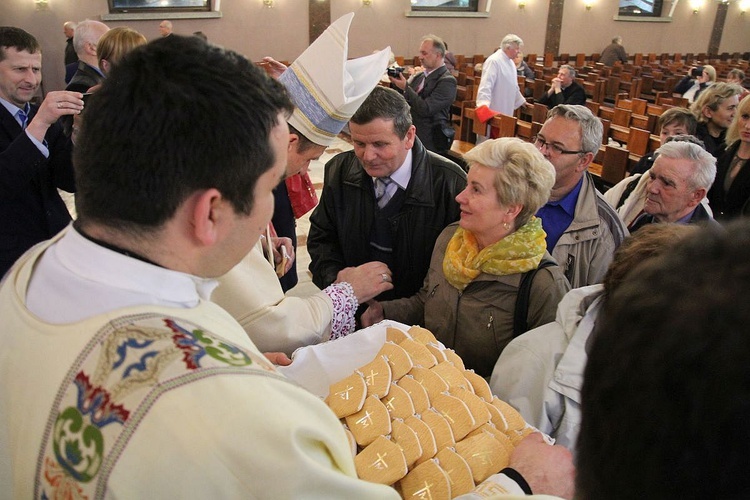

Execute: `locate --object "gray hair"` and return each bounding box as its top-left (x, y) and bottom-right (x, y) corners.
top-left (654, 141), bottom-right (716, 191)
top-left (463, 137), bottom-right (555, 229)
top-left (612, 36), bottom-right (622, 44)
top-left (560, 64), bottom-right (576, 79)
top-left (546, 104), bottom-right (603, 155)
top-left (501, 34), bottom-right (523, 50)
top-left (421, 34), bottom-right (446, 57)
top-left (73, 20), bottom-right (109, 55)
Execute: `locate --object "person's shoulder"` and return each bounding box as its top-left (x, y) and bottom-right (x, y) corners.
top-left (426, 151), bottom-right (467, 179)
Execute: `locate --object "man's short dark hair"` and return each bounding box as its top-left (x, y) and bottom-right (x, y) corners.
top-left (75, 35), bottom-right (293, 231)
top-left (288, 124), bottom-right (318, 154)
top-left (0, 27), bottom-right (41, 60)
top-left (350, 86), bottom-right (412, 139)
top-left (578, 221), bottom-right (750, 499)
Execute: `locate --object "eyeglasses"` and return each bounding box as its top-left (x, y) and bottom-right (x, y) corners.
top-left (533, 135), bottom-right (585, 156)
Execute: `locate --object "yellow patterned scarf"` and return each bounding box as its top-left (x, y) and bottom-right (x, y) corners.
top-left (443, 217), bottom-right (548, 292)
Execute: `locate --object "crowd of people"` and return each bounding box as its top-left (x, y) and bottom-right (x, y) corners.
top-left (1, 15), bottom-right (750, 498)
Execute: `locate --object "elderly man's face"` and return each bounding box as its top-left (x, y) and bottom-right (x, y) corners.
top-left (503, 43), bottom-right (521, 61)
top-left (159, 22), bottom-right (172, 37)
top-left (418, 41), bottom-right (442, 71)
top-left (350, 118), bottom-right (416, 179)
top-left (557, 68), bottom-right (573, 87)
top-left (0, 48), bottom-right (42, 108)
top-left (645, 156), bottom-right (703, 222)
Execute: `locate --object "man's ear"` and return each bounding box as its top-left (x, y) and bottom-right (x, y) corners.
top-left (190, 188), bottom-right (227, 247)
top-left (577, 151), bottom-right (595, 172)
top-left (688, 188), bottom-right (707, 208)
top-left (288, 133), bottom-right (299, 152)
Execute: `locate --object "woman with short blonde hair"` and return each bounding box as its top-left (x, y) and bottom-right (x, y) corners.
top-left (363, 138), bottom-right (570, 376)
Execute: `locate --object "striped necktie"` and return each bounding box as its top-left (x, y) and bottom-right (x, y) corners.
top-left (375, 177), bottom-right (394, 208)
top-left (17, 108), bottom-right (29, 129)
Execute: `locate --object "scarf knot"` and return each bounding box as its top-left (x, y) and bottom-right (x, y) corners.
top-left (442, 217), bottom-right (547, 291)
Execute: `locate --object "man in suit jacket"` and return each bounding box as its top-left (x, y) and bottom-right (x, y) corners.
top-left (389, 34), bottom-right (457, 154)
top-left (0, 27), bottom-right (83, 276)
top-left (539, 64), bottom-right (586, 108)
top-left (65, 20), bottom-right (109, 93)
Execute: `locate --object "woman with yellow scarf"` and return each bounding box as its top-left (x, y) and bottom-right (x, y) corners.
top-left (362, 138), bottom-right (570, 376)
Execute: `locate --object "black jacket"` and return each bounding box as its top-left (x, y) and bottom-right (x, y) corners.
top-left (307, 138), bottom-right (467, 300)
top-left (65, 61), bottom-right (104, 94)
top-left (0, 104), bottom-right (74, 276)
top-left (538, 80), bottom-right (586, 108)
top-left (709, 142), bottom-right (750, 220)
top-left (400, 66), bottom-right (457, 152)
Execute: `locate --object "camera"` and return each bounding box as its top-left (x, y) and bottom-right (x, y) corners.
top-left (387, 66), bottom-right (405, 78)
top-left (691, 66), bottom-right (704, 78)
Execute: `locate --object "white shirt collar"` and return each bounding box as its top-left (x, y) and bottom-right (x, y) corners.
top-left (25, 226), bottom-right (218, 323)
top-left (387, 149), bottom-right (413, 190)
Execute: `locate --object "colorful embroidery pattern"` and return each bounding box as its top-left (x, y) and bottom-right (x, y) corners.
top-left (35, 313), bottom-right (278, 499)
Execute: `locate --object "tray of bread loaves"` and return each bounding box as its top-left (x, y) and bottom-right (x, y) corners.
top-left (279, 320), bottom-right (539, 499)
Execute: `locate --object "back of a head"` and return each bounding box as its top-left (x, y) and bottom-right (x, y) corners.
top-left (96, 27), bottom-right (147, 70)
top-left (75, 35), bottom-right (293, 231)
top-left (0, 26), bottom-right (40, 60)
top-left (350, 86), bottom-right (412, 138)
top-left (578, 221), bottom-right (750, 499)
top-left (73, 20), bottom-right (109, 55)
top-left (601, 223), bottom-right (698, 299)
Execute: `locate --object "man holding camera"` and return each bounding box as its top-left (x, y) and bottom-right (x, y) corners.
top-left (389, 34), bottom-right (456, 154)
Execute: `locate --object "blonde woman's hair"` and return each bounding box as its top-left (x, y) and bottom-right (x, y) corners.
top-left (690, 82), bottom-right (742, 125)
top-left (702, 65), bottom-right (717, 83)
top-left (725, 94), bottom-right (750, 146)
top-left (462, 137), bottom-right (555, 229)
top-left (97, 27), bottom-right (147, 73)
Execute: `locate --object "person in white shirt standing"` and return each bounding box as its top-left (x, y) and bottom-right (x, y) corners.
top-left (475, 34), bottom-right (528, 141)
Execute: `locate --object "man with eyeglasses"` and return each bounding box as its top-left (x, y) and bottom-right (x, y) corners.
top-left (534, 105), bottom-right (627, 288)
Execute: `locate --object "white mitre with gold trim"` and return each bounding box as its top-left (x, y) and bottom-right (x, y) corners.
top-left (279, 13), bottom-right (391, 146)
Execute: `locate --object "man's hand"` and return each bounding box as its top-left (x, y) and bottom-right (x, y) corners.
top-left (389, 72), bottom-right (408, 91)
top-left (550, 77), bottom-right (563, 93)
top-left (26, 90), bottom-right (83, 143)
top-left (269, 236), bottom-right (294, 276)
top-left (360, 300), bottom-right (384, 327)
top-left (335, 261), bottom-right (393, 303)
top-left (260, 56), bottom-right (288, 80)
top-left (509, 433), bottom-right (575, 499)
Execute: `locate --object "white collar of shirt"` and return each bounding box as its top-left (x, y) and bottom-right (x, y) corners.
top-left (25, 225), bottom-right (219, 323)
top-left (372, 149), bottom-right (413, 193)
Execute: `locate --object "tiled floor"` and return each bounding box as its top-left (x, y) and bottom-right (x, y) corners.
top-left (286, 136), bottom-right (353, 298)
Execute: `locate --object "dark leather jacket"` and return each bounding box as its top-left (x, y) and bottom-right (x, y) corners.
top-left (308, 138), bottom-right (467, 300)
